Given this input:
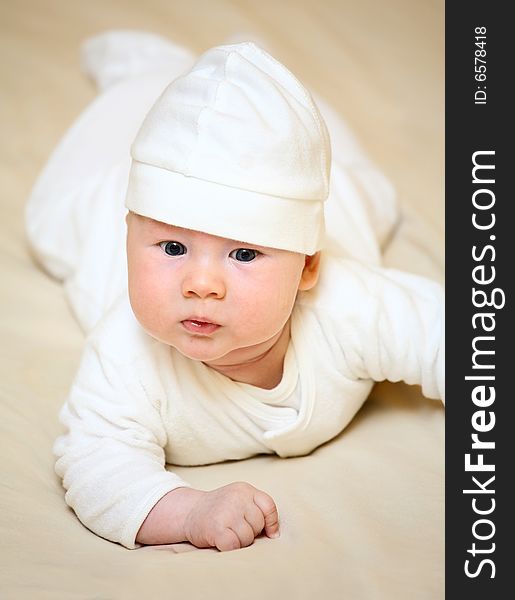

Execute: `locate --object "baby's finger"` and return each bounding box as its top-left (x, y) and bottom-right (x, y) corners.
top-left (253, 490), bottom-right (280, 538)
top-left (215, 528), bottom-right (241, 552)
top-left (244, 503), bottom-right (265, 536)
top-left (230, 520), bottom-right (256, 548)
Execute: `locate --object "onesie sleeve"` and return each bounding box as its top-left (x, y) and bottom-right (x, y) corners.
top-left (314, 259), bottom-right (445, 402)
top-left (54, 338), bottom-right (191, 549)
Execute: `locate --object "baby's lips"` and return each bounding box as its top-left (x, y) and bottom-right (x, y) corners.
top-left (181, 319), bottom-right (220, 335)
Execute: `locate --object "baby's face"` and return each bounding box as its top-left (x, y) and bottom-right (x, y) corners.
top-left (126, 213), bottom-right (319, 367)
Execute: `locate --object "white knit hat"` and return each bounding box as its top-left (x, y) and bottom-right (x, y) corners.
top-left (125, 42), bottom-right (331, 254)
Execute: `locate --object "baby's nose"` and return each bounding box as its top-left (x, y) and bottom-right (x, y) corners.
top-left (182, 267), bottom-right (226, 300)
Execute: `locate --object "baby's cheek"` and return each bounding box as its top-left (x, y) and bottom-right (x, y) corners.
top-left (129, 271), bottom-right (164, 320)
top-left (242, 285), bottom-right (294, 330)
top-left (273, 281), bottom-right (299, 314)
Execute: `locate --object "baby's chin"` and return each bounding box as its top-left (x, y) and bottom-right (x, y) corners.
top-left (170, 336), bottom-right (272, 368)
top-left (173, 344), bottom-right (229, 363)
top-left (165, 336), bottom-right (239, 364)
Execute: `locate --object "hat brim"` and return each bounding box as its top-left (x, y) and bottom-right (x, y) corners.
top-left (125, 160), bottom-right (324, 254)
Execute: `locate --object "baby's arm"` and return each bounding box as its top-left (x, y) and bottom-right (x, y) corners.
top-left (355, 261), bottom-right (444, 401)
top-left (55, 337), bottom-right (279, 550)
top-left (317, 258), bottom-right (444, 401)
top-left (136, 482), bottom-right (280, 550)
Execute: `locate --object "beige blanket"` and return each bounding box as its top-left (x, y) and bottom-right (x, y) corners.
top-left (0, 1), bottom-right (444, 598)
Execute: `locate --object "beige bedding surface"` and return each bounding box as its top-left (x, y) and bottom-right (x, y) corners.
top-left (0, 1), bottom-right (444, 598)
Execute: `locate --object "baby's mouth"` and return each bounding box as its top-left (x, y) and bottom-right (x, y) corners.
top-left (181, 319), bottom-right (220, 335)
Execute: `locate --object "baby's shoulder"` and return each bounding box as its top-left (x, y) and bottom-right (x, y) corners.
top-left (296, 255), bottom-right (379, 316)
top-left (296, 254), bottom-right (443, 321)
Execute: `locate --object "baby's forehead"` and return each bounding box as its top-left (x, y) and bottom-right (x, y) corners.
top-left (131, 213), bottom-right (273, 250)
top-left (135, 215), bottom-right (186, 235)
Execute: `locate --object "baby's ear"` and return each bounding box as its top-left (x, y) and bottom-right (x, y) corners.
top-left (298, 252), bottom-right (321, 291)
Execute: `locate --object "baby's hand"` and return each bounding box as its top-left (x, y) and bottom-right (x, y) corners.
top-left (183, 481), bottom-right (280, 552)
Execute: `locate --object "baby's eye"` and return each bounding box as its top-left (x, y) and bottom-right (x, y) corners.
top-left (160, 241), bottom-right (187, 256)
top-left (230, 248), bottom-right (259, 262)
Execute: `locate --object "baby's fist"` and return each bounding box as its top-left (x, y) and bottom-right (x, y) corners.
top-left (183, 481), bottom-right (279, 552)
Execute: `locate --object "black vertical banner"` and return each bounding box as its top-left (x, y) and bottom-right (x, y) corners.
top-left (446, 1), bottom-right (513, 597)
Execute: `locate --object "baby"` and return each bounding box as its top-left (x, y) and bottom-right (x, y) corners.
top-left (26, 35), bottom-right (444, 552)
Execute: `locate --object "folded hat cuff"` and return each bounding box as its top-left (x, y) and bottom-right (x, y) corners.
top-left (125, 161), bottom-right (324, 255)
